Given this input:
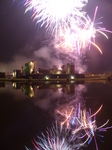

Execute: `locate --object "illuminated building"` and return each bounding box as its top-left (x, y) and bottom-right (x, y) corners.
top-left (38, 63), bottom-right (76, 81)
top-left (39, 63), bottom-right (75, 76)
top-left (66, 63), bottom-right (71, 74)
top-left (12, 61), bottom-right (79, 80)
top-left (66, 63), bottom-right (75, 74)
top-left (24, 61), bottom-right (36, 74)
top-left (13, 70), bottom-right (21, 78)
top-left (50, 70), bottom-right (65, 74)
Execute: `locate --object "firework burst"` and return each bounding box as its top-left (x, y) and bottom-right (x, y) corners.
top-left (71, 104), bottom-right (112, 150)
top-left (25, 122), bottom-right (73, 150)
top-left (15, 0), bottom-right (112, 54)
top-left (22, 0), bottom-right (88, 35)
top-left (56, 102), bottom-right (112, 150)
top-left (54, 6), bottom-right (112, 54)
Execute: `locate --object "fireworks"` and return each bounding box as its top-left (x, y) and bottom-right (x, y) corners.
top-left (54, 6), bottom-right (112, 54)
top-left (56, 106), bottom-right (74, 128)
top-left (25, 103), bottom-right (112, 150)
top-left (14, 0), bottom-right (111, 54)
top-left (23, 0), bottom-right (88, 35)
top-left (25, 123), bottom-right (73, 150)
top-left (56, 103), bottom-right (112, 150)
top-left (72, 105), bottom-right (112, 150)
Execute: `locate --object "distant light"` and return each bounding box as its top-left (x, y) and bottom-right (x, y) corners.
top-left (56, 71), bottom-right (61, 74)
top-left (30, 68), bottom-right (33, 73)
top-left (71, 75), bottom-right (75, 79)
top-left (45, 75), bottom-right (49, 80)
top-left (13, 72), bottom-right (15, 77)
top-left (13, 71), bottom-right (16, 77)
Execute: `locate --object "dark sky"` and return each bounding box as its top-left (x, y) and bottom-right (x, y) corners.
top-left (0, 0), bottom-right (112, 73)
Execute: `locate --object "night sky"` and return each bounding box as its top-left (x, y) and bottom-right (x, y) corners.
top-left (0, 0), bottom-right (112, 73)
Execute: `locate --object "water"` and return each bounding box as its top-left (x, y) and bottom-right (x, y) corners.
top-left (0, 81), bottom-right (112, 150)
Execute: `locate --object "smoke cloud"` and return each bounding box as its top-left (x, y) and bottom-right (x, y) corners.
top-left (0, 55), bottom-right (31, 72)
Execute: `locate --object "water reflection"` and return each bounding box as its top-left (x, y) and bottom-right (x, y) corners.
top-left (13, 81), bottom-right (77, 97)
top-left (0, 81), bottom-right (112, 150)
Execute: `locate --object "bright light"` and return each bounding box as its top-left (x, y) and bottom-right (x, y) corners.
top-left (13, 72), bottom-right (15, 77)
top-left (12, 82), bottom-right (16, 88)
top-left (21, 0), bottom-right (112, 54)
top-left (29, 86), bottom-right (34, 97)
top-left (13, 71), bottom-right (16, 78)
top-left (25, 122), bottom-right (73, 150)
top-left (45, 75), bottom-right (49, 80)
top-left (56, 71), bottom-right (62, 74)
top-left (23, 0), bottom-right (88, 35)
top-left (54, 6), bottom-right (112, 54)
top-left (71, 75), bottom-right (75, 79)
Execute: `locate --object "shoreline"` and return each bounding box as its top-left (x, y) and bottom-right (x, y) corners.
top-left (0, 77), bottom-right (108, 83)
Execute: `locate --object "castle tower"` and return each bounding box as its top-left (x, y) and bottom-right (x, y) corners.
top-left (70, 64), bottom-right (75, 74)
top-left (66, 63), bottom-right (71, 74)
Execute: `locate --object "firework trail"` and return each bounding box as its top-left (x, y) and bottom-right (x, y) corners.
top-left (56, 100), bottom-right (112, 150)
top-left (22, 1), bottom-right (112, 54)
top-left (24, 98), bottom-right (112, 150)
top-left (54, 6), bottom-right (112, 54)
top-left (55, 84), bottom-right (86, 128)
top-left (24, 84), bottom-right (112, 150)
top-left (72, 104), bottom-right (112, 150)
top-left (14, 0), bottom-right (112, 55)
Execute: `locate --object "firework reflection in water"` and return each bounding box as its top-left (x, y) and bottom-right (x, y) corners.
top-left (56, 102), bottom-right (112, 150)
top-left (25, 105), bottom-right (112, 149)
top-left (25, 82), bottom-right (112, 150)
top-left (25, 122), bottom-right (84, 150)
top-left (76, 105), bottom-right (112, 150)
